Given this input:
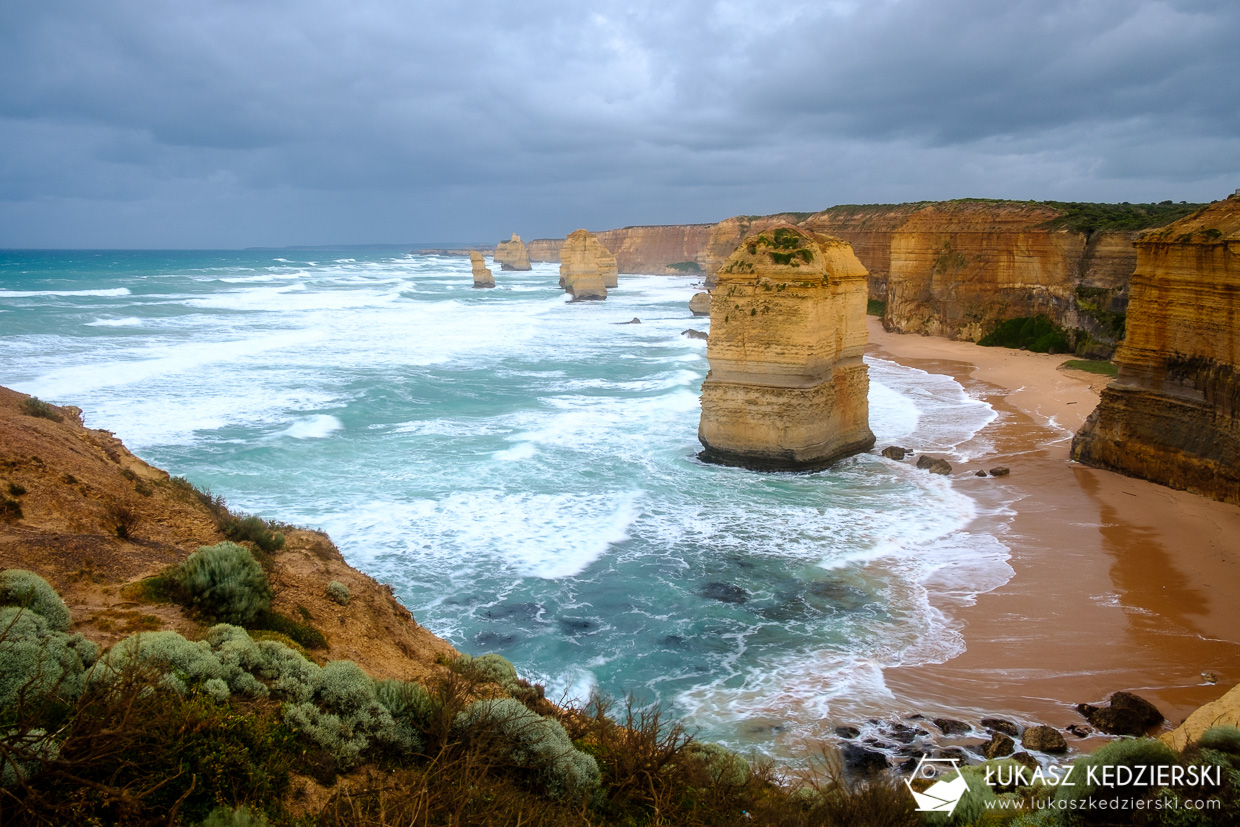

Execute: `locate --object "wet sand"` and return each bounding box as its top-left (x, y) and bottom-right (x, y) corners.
top-left (863, 318), bottom-right (1240, 742)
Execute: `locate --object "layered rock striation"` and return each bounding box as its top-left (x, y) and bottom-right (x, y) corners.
top-left (1072, 196), bottom-right (1240, 504)
top-left (558, 229), bottom-right (617, 301)
top-left (494, 233), bottom-right (532, 270)
top-left (698, 225), bottom-right (874, 470)
top-left (469, 251), bottom-right (495, 288)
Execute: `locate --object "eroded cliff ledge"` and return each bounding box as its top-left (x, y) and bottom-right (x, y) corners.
top-left (531, 224), bottom-right (714, 274)
top-left (494, 233), bottom-right (532, 270)
top-left (698, 225), bottom-right (875, 470)
top-left (1072, 196), bottom-right (1240, 505)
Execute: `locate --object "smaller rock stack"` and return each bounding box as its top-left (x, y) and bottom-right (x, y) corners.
top-left (559, 230), bottom-right (617, 302)
top-left (494, 233), bottom-right (532, 271)
top-left (469, 251), bottom-right (495, 288)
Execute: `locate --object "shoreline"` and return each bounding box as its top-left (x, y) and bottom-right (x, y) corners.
top-left (862, 317), bottom-right (1240, 744)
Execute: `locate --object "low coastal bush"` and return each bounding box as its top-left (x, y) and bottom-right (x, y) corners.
top-left (1063, 358), bottom-right (1118, 376)
top-left (867, 298), bottom-right (887, 317)
top-left (979, 315), bottom-right (1072, 354)
top-left (18, 397), bottom-right (62, 423)
top-left (326, 580), bottom-right (350, 605)
top-left (454, 696), bottom-right (601, 799)
top-left (0, 569), bottom-right (72, 631)
top-left (221, 513), bottom-right (286, 553)
top-left (177, 542), bottom-right (272, 625)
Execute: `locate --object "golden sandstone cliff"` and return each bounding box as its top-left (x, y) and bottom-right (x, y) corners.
top-left (1072, 196), bottom-right (1240, 505)
top-left (494, 233), bottom-right (532, 270)
top-left (558, 229), bottom-right (617, 301)
top-left (698, 225), bottom-right (874, 470)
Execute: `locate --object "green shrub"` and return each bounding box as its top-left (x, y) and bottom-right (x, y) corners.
top-left (19, 397), bottom-right (62, 422)
top-left (1063, 359), bottom-right (1118, 376)
top-left (867, 298), bottom-right (886, 317)
top-left (0, 569), bottom-right (72, 631)
top-left (0, 498), bottom-right (22, 522)
top-left (454, 652), bottom-right (520, 693)
top-left (199, 806), bottom-right (270, 827)
top-left (101, 630), bottom-right (225, 693)
top-left (222, 514), bottom-right (286, 553)
top-left (7, 482), bottom-right (25, 497)
top-left (979, 316), bottom-right (1073, 353)
top-left (0, 727), bottom-right (60, 790)
top-left (326, 580), bottom-right (350, 606)
top-left (254, 638), bottom-right (321, 702)
top-left (455, 697), bottom-right (600, 799)
top-left (251, 609), bottom-right (327, 650)
top-left (1052, 736), bottom-right (1178, 812)
top-left (177, 542), bottom-right (272, 625)
top-left (685, 741), bottom-right (750, 786)
top-left (0, 606), bottom-right (98, 710)
top-left (1199, 725), bottom-right (1240, 756)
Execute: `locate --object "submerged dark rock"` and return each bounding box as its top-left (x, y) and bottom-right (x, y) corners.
top-left (557, 617), bottom-right (598, 635)
top-left (841, 742), bottom-right (889, 774)
top-left (981, 717), bottom-right (1021, 738)
top-left (701, 582), bottom-right (749, 604)
top-left (681, 329), bottom-right (708, 340)
top-left (933, 718), bottom-right (970, 735)
top-left (916, 455), bottom-right (953, 475)
top-left (881, 446), bottom-right (910, 460)
top-left (834, 725), bottom-right (861, 739)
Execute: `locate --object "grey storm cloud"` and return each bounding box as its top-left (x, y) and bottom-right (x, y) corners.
top-left (0, 0), bottom-right (1237, 247)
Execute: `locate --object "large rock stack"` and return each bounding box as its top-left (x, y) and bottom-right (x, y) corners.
top-left (1072, 196), bottom-right (1240, 504)
top-left (698, 224), bottom-right (875, 470)
top-left (469, 251), bottom-right (495, 288)
top-left (494, 233), bottom-right (532, 270)
top-left (558, 230), bottom-right (618, 302)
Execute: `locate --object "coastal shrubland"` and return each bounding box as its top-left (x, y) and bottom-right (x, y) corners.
top-left (1, 570), bottom-right (930, 826)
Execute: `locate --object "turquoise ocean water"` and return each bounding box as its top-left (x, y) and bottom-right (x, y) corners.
top-left (0, 248), bottom-right (1012, 759)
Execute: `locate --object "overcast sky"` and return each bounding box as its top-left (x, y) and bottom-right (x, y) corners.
top-left (1, 0), bottom-right (1237, 248)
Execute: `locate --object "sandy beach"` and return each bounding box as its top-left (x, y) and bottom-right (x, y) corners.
top-left (864, 317), bottom-right (1240, 742)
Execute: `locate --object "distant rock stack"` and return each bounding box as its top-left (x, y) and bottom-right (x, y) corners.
top-left (469, 251), bottom-right (495, 288)
top-left (1072, 195), bottom-right (1240, 504)
top-left (698, 224), bottom-right (875, 470)
top-left (559, 230), bottom-right (618, 301)
top-left (494, 233), bottom-right (532, 271)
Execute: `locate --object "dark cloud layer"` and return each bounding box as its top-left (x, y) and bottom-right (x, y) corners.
top-left (1, 0), bottom-right (1236, 247)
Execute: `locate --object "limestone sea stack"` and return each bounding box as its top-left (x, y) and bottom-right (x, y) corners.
top-left (494, 233), bottom-right (532, 270)
top-left (698, 225), bottom-right (875, 470)
top-left (1072, 195), bottom-right (1240, 504)
top-left (469, 251), bottom-right (495, 288)
top-left (689, 292), bottom-right (710, 317)
top-left (559, 229), bottom-right (618, 301)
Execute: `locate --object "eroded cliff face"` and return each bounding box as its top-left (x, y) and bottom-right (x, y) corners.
top-left (806, 202), bottom-right (1142, 345)
top-left (558, 229), bottom-right (617, 301)
top-left (494, 233), bottom-right (532, 270)
top-left (699, 215), bottom-right (808, 288)
top-left (531, 225), bottom-right (714, 274)
top-left (1072, 197), bottom-right (1240, 504)
top-left (698, 225), bottom-right (874, 470)
top-left (469, 250), bottom-right (495, 288)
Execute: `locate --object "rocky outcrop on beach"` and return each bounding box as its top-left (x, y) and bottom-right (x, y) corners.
top-left (698, 225), bottom-right (874, 470)
top-left (1072, 196), bottom-right (1240, 504)
top-left (559, 230), bottom-right (617, 301)
top-left (494, 233), bottom-right (532, 270)
top-left (469, 251), bottom-right (495, 288)
top-left (1163, 683), bottom-right (1240, 751)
